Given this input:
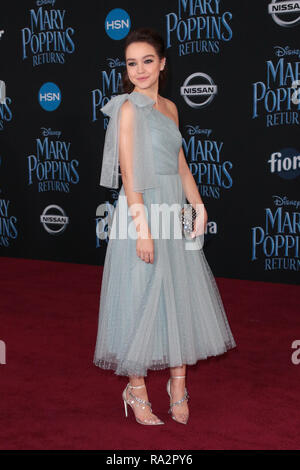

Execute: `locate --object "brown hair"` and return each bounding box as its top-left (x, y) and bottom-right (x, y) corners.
top-left (121, 27), bottom-right (168, 94)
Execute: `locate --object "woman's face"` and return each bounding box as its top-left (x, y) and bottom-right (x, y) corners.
top-left (125, 41), bottom-right (165, 91)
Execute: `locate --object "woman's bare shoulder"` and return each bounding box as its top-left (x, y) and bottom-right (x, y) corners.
top-left (161, 96), bottom-right (177, 111)
top-left (161, 96), bottom-right (179, 124)
top-left (120, 98), bottom-right (134, 113)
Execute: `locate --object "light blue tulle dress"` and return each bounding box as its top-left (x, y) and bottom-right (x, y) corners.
top-left (93, 90), bottom-right (236, 377)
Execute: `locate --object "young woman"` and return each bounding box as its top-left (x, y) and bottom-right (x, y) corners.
top-left (93, 28), bottom-right (236, 426)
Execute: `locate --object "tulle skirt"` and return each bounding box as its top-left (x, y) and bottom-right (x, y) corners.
top-left (93, 173), bottom-right (236, 376)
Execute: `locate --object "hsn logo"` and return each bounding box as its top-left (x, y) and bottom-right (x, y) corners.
top-left (38, 82), bottom-right (61, 111)
top-left (104, 8), bottom-right (131, 40)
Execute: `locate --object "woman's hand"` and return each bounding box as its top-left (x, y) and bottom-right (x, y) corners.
top-left (136, 234), bottom-right (154, 263)
top-left (190, 206), bottom-right (208, 239)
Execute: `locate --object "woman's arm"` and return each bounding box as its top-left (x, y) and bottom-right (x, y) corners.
top-left (119, 100), bottom-right (154, 262)
top-left (169, 101), bottom-right (206, 207)
top-left (178, 146), bottom-right (205, 210)
top-left (168, 100), bottom-right (208, 236)
top-left (118, 99), bottom-right (151, 239)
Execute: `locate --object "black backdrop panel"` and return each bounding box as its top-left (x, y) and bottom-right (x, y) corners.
top-left (0, 1), bottom-right (299, 285)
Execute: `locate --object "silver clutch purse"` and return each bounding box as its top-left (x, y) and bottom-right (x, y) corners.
top-left (180, 204), bottom-right (199, 239)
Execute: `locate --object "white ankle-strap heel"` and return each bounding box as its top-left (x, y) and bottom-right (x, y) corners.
top-left (122, 382), bottom-right (164, 426)
top-left (166, 375), bottom-right (189, 424)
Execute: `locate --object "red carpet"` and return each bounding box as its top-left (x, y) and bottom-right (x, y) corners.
top-left (0, 256), bottom-right (299, 450)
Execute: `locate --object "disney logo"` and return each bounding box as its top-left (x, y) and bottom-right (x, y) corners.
top-left (36, 0), bottom-right (56, 6)
top-left (107, 58), bottom-right (126, 68)
top-left (274, 46), bottom-right (300, 59)
top-left (41, 127), bottom-right (62, 138)
top-left (273, 195), bottom-right (300, 210)
top-left (185, 126), bottom-right (212, 136)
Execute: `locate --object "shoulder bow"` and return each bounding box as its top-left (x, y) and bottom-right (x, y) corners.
top-left (99, 91), bottom-right (158, 193)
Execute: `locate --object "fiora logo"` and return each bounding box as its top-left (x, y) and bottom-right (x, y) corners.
top-left (180, 73), bottom-right (217, 109)
top-left (268, 148), bottom-right (300, 179)
top-left (268, 0), bottom-right (300, 27)
top-left (38, 82), bottom-right (61, 111)
top-left (104, 8), bottom-right (131, 40)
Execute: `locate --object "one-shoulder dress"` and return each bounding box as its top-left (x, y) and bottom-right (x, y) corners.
top-left (93, 90), bottom-right (236, 377)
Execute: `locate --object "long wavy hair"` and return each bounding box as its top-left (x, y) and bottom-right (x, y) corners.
top-left (121, 28), bottom-right (168, 94)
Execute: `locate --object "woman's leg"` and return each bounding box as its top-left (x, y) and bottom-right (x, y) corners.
top-left (125, 375), bottom-right (163, 424)
top-left (169, 364), bottom-right (189, 422)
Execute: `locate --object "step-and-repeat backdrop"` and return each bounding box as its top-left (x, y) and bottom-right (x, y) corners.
top-left (0, 1), bottom-right (299, 284)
